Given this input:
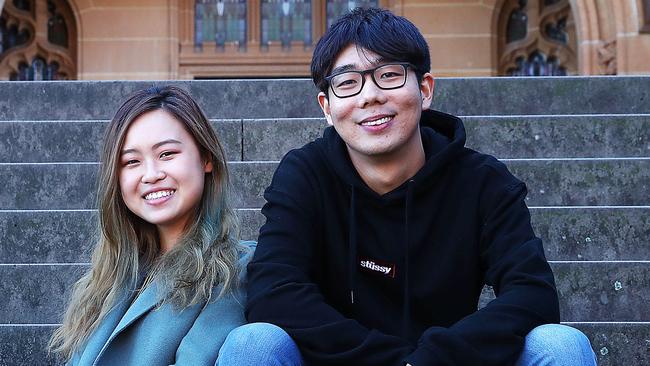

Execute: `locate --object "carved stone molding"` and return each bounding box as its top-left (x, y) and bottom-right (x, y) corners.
top-left (597, 39), bottom-right (617, 75)
top-left (497, 0), bottom-right (577, 76)
top-left (0, 0), bottom-right (76, 80)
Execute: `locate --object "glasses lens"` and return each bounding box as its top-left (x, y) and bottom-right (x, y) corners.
top-left (330, 72), bottom-right (362, 97)
top-left (374, 64), bottom-right (407, 89)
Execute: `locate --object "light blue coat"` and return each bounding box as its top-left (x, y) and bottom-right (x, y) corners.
top-left (68, 242), bottom-right (255, 366)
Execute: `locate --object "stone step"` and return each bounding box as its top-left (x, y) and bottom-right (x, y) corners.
top-left (1, 77), bottom-right (649, 121)
top-left (477, 262), bottom-right (650, 322)
top-left (0, 263), bottom-right (647, 325)
top-left (1, 323), bottom-right (646, 366)
top-left (1, 208), bottom-right (648, 264)
top-left (2, 115), bottom-right (650, 163)
top-left (244, 115), bottom-right (650, 161)
top-left (1, 159), bottom-right (649, 210)
top-left (0, 120), bottom-right (243, 164)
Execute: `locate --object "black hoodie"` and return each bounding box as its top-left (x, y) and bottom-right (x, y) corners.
top-left (246, 109), bottom-right (560, 365)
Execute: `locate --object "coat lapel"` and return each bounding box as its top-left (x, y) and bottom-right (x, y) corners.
top-left (92, 283), bottom-right (161, 364)
top-left (111, 282), bottom-right (160, 337)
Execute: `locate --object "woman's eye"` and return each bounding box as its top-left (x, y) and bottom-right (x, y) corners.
top-left (160, 151), bottom-right (177, 159)
top-left (124, 159), bottom-right (139, 166)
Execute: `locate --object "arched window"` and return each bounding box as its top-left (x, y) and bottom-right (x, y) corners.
top-left (180, 0), bottom-right (379, 78)
top-left (0, 0), bottom-right (76, 80)
top-left (497, 0), bottom-right (576, 76)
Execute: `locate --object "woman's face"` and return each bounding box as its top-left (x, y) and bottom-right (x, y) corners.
top-left (118, 109), bottom-right (212, 244)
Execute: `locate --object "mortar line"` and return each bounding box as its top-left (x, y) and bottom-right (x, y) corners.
top-left (3, 206), bottom-right (650, 213)
top-left (3, 261), bottom-right (648, 266)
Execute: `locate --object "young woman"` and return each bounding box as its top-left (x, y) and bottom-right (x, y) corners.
top-left (49, 85), bottom-right (259, 365)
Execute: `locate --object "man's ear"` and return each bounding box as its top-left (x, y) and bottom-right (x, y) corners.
top-left (419, 73), bottom-right (435, 111)
top-left (318, 92), bottom-right (334, 126)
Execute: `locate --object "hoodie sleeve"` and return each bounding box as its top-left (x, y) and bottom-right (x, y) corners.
top-left (245, 151), bottom-right (416, 365)
top-left (404, 158), bottom-right (560, 365)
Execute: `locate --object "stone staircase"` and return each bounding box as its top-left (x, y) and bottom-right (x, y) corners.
top-left (0, 77), bottom-right (648, 365)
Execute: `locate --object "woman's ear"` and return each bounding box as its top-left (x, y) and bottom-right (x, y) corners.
top-left (204, 159), bottom-right (213, 173)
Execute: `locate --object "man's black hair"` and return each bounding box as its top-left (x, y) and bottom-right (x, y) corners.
top-left (311, 7), bottom-right (431, 95)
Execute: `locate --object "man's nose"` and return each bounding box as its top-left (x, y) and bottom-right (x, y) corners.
top-left (356, 74), bottom-right (387, 108)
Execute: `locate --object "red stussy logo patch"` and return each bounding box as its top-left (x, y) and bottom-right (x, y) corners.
top-left (359, 258), bottom-right (396, 278)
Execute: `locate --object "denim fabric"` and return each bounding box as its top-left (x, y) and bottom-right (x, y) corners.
top-left (217, 322), bottom-right (596, 366)
top-left (516, 324), bottom-right (598, 366)
top-left (217, 322), bottom-right (302, 366)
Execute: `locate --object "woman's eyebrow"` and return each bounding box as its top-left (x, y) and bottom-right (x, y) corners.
top-left (121, 139), bottom-right (182, 156)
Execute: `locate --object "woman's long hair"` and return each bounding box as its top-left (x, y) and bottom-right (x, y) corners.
top-left (49, 85), bottom-right (241, 361)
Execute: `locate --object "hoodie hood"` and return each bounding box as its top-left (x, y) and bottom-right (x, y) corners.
top-left (321, 109), bottom-right (467, 199)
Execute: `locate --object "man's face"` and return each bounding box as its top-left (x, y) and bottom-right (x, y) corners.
top-left (318, 44), bottom-right (434, 163)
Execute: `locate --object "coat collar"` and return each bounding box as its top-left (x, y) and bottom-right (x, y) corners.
top-left (93, 282), bottom-right (161, 364)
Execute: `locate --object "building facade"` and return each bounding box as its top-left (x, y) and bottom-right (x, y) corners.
top-left (1, 0), bottom-right (649, 80)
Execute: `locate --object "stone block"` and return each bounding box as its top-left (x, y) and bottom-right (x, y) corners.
top-left (531, 208), bottom-right (650, 261)
top-left (464, 115), bottom-right (650, 158)
top-left (2, 207), bottom-right (647, 264)
top-left (242, 118), bottom-right (327, 161)
top-left (508, 159), bottom-right (650, 206)
top-left (479, 262), bottom-right (650, 322)
top-left (2, 77), bottom-right (650, 121)
top-left (0, 81), bottom-right (322, 121)
top-left (0, 209), bottom-right (263, 264)
top-left (0, 120), bottom-right (242, 163)
top-left (573, 322), bottom-right (650, 366)
top-left (0, 265), bottom-right (86, 324)
top-left (0, 325), bottom-right (59, 365)
top-left (432, 77), bottom-right (650, 116)
top-left (2, 159), bottom-right (648, 210)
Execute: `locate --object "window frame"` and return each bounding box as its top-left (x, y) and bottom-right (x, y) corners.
top-left (177, 0), bottom-right (392, 79)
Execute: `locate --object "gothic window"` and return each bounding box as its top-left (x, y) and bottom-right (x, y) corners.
top-left (179, 0), bottom-right (382, 78)
top-left (497, 0), bottom-right (576, 76)
top-left (0, 0), bottom-right (76, 80)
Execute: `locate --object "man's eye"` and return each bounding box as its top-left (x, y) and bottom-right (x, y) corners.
top-left (380, 71), bottom-right (402, 79)
top-left (336, 78), bottom-right (358, 88)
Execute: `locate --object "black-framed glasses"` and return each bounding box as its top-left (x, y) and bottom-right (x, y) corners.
top-left (325, 62), bottom-right (413, 98)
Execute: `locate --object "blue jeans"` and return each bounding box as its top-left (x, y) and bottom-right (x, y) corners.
top-left (217, 323), bottom-right (302, 365)
top-left (515, 324), bottom-right (597, 366)
top-left (217, 323), bottom-right (596, 365)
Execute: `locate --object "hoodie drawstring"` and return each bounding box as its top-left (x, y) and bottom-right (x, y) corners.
top-left (402, 180), bottom-right (414, 338)
top-left (348, 185), bottom-right (357, 305)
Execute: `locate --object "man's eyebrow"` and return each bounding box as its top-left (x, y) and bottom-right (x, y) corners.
top-left (121, 139), bottom-right (182, 155)
top-left (329, 58), bottom-right (391, 76)
top-left (329, 64), bottom-right (356, 76)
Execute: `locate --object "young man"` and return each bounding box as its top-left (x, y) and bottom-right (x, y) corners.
top-left (245, 8), bottom-right (596, 365)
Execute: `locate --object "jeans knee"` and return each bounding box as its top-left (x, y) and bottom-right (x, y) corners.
top-left (517, 324), bottom-right (596, 366)
top-left (527, 324), bottom-right (592, 350)
top-left (218, 323), bottom-right (302, 366)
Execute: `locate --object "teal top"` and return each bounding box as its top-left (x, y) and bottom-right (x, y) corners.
top-left (68, 241), bottom-right (256, 366)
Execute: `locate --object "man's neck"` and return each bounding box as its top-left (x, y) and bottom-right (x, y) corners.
top-left (348, 136), bottom-right (426, 195)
